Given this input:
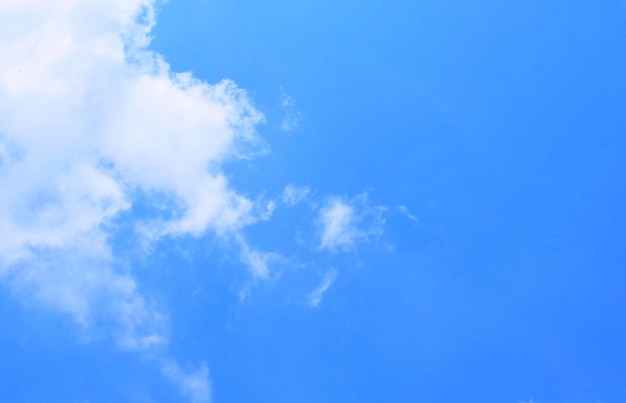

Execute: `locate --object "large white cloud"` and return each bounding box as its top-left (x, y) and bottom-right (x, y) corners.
top-left (0, 0), bottom-right (263, 329)
top-left (0, 0), bottom-right (267, 400)
top-left (0, 1), bottom-right (391, 400)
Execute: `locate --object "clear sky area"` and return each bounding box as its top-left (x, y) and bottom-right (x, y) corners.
top-left (1, 1), bottom-right (625, 402)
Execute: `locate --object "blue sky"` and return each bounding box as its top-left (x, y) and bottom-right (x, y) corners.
top-left (0, 0), bottom-right (625, 402)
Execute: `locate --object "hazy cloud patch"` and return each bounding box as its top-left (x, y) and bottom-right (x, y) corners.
top-left (162, 361), bottom-right (212, 403)
top-left (281, 184), bottom-right (310, 205)
top-left (279, 87), bottom-right (302, 132)
top-left (318, 193), bottom-right (385, 252)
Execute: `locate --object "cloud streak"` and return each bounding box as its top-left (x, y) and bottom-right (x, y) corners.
top-left (398, 205), bottom-right (419, 224)
top-left (308, 269), bottom-right (337, 308)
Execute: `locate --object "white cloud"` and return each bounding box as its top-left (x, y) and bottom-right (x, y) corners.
top-left (281, 184), bottom-right (310, 205)
top-left (0, 1), bottom-right (390, 399)
top-left (279, 87), bottom-right (302, 132)
top-left (318, 194), bottom-right (386, 252)
top-left (9, 246), bottom-right (166, 350)
top-left (260, 199), bottom-right (277, 221)
top-left (319, 199), bottom-right (355, 250)
top-left (308, 269), bottom-right (337, 308)
top-left (280, 87), bottom-right (294, 108)
top-left (0, 0), bottom-right (270, 400)
top-left (0, 0), bottom-right (265, 341)
top-left (237, 235), bottom-right (282, 279)
top-left (280, 114), bottom-right (302, 132)
top-left (162, 361), bottom-right (212, 403)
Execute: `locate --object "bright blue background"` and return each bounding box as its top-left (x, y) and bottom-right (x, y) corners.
top-left (2, 0), bottom-right (626, 402)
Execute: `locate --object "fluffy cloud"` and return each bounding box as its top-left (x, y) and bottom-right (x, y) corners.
top-left (0, 0), bottom-right (266, 399)
top-left (0, 1), bottom-right (391, 400)
top-left (0, 0), bottom-right (263, 337)
top-left (318, 194), bottom-right (386, 251)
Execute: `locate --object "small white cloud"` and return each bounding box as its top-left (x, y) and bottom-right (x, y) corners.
top-left (237, 236), bottom-right (281, 279)
top-left (308, 269), bottom-right (337, 308)
top-left (318, 194), bottom-right (385, 252)
top-left (241, 247), bottom-right (271, 279)
top-left (162, 361), bottom-right (211, 403)
top-left (319, 198), bottom-right (355, 250)
top-left (279, 87), bottom-right (294, 108)
top-left (398, 205), bottom-right (419, 224)
top-left (260, 199), bottom-right (276, 221)
top-left (281, 184), bottom-right (310, 205)
top-left (279, 87), bottom-right (302, 132)
top-left (280, 113), bottom-right (302, 132)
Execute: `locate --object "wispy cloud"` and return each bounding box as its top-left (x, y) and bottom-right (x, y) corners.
top-left (237, 235), bottom-right (282, 279)
top-left (308, 269), bottom-right (337, 308)
top-left (259, 199), bottom-right (277, 221)
top-left (398, 205), bottom-right (419, 224)
top-left (281, 184), bottom-right (310, 205)
top-left (9, 246), bottom-right (166, 350)
top-left (318, 194), bottom-right (386, 252)
top-left (279, 87), bottom-right (302, 132)
top-left (162, 361), bottom-right (212, 403)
